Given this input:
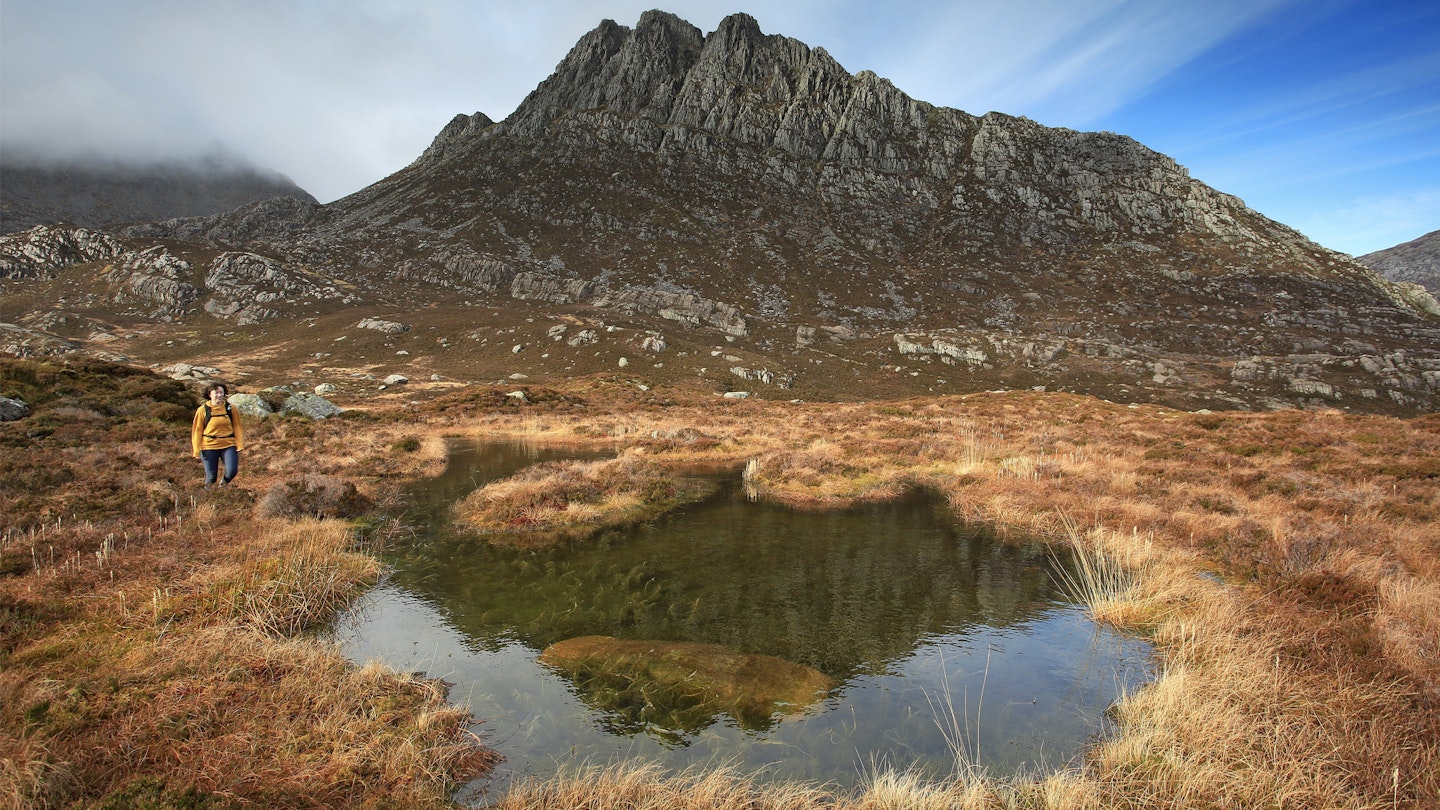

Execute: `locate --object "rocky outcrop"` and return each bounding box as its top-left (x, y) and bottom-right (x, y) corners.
top-left (510, 272), bottom-right (595, 304)
top-left (161, 363), bottom-right (222, 381)
top-left (0, 225), bottom-right (127, 281)
top-left (357, 317), bottom-right (411, 334)
top-left (0, 322), bottom-right (77, 356)
top-left (106, 247), bottom-right (200, 320)
top-left (592, 287), bottom-right (748, 336)
top-left (417, 112), bottom-right (496, 163)
top-left (0, 225), bottom-right (336, 324)
top-left (281, 392), bottom-right (344, 419)
top-left (205, 252), bottom-right (340, 324)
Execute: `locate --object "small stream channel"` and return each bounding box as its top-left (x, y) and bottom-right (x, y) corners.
top-left (333, 439), bottom-right (1152, 800)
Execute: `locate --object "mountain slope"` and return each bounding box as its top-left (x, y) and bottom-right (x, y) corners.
top-left (0, 155), bottom-right (317, 235)
top-left (1358, 229), bottom-right (1440, 294)
top-left (1, 11), bottom-right (1437, 413)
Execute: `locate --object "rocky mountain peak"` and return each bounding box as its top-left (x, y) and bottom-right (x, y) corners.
top-left (2, 10), bottom-right (1437, 414)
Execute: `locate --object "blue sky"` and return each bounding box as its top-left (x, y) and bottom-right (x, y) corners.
top-left (2, 0), bottom-right (1436, 256)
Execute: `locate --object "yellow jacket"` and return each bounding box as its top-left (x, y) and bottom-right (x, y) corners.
top-left (191, 402), bottom-right (244, 455)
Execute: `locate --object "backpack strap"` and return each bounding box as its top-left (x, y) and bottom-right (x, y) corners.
top-left (202, 402), bottom-right (235, 439)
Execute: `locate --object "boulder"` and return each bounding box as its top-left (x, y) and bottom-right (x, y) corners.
top-left (356, 317), bottom-right (410, 334)
top-left (0, 396), bottom-right (30, 421)
top-left (281, 392), bottom-right (344, 419)
top-left (226, 393), bottom-right (273, 419)
top-left (162, 363), bottom-right (223, 381)
top-left (381, 374), bottom-right (409, 386)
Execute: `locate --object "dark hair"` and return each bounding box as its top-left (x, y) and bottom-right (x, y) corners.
top-left (202, 383), bottom-right (229, 398)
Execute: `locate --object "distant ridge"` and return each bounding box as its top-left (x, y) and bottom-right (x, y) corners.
top-left (1358, 229), bottom-right (1440, 295)
top-left (0, 155), bottom-right (316, 234)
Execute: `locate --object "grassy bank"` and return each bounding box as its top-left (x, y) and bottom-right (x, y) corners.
top-left (0, 357), bottom-right (494, 807)
top-left (4, 358), bottom-right (1437, 808)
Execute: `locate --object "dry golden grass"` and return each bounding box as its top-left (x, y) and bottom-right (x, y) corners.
top-left (441, 390), bottom-right (1440, 809)
top-left (0, 357), bottom-right (490, 808)
top-left (5, 358), bottom-right (1437, 809)
top-left (455, 449), bottom-right (717, 543)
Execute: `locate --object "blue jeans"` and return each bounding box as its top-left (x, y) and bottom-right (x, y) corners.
top-left (201, 447), bottom-right (239, 485)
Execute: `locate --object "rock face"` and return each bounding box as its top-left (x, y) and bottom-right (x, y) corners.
top-left (1358, 229), bottom-right (1440, 295)
top-left (0, 156), bottom-right (317, 235)
top-left (0, 11), bottom-right (1436, 413)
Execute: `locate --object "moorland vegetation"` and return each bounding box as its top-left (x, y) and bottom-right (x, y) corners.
top-left (2, 354), bottom-right (1436, 809)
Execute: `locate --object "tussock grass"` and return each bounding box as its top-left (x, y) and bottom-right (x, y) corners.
top-left (497, 762), bottom-right (836, 810)
top-left (455, 449), bottom-right (717, 543)
top-left (5, 357), bottom-right (1437, 808)
top-left (454, 391), bottom-right (1440, 809)
top-left (0, 356), bottom-right (489, 807)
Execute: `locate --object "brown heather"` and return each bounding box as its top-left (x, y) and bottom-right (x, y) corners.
top-left (3, 357), bottom-right (1438, 808)
top-left (0, 357), bottom-right (493, 808)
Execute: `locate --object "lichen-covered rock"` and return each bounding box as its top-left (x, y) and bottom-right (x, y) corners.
top-left (0, 396), bottom-right (30, 421)
top-left (204, 252), bottom-right (336, 324)
top-left (356, 317), bottom-right (410, 334)
top-left (226, 392), bottom-right (273, 419)
top-left (105, 246), bottom-right (200, 320)
top-left (0, 225), bottom-right (127, 280)
top-left (161, 363), bottom-right (222, 381)
top-left (281, 392), bottom-right (343, 419)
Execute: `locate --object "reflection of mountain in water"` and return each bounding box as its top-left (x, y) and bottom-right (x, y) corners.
top-left (388, 456), bottom-right (1068, 681)
top-left (539, 635), bottom-right (834, 742)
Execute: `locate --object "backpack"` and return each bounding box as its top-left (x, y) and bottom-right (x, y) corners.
top-left (202, 402), bottom-right (235, 439)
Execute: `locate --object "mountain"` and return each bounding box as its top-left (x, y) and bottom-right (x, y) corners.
top-left (1, 11), bottom-right (1437, 414)
top-left (1358, 229), bottom-right (1440, 295)
top-left (0, 154), bottom-right (316, 235)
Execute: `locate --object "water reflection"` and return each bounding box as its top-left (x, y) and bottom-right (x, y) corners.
top-left (335, 439), bottom-right (1152, 794)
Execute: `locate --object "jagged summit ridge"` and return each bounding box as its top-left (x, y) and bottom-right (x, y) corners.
top-left (2, 10), bottom-right (1437, 414)
top-left (415, 9), bottom-right (1260, 256)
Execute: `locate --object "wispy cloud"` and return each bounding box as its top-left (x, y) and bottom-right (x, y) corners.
top-left (829, 0), bottom-right (1293, 126)
top-left (1295, 189), bottom-right (1440, 257)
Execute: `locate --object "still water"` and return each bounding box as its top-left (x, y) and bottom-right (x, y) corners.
top-left (333, 440), bottom-right (1152, 797)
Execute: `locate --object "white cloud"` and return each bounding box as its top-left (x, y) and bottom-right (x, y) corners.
top-left (825, 0), bottom-right (1292, 126)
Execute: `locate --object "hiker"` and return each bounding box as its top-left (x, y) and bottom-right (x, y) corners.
top-left (191, 383), bottom-right (244, 486)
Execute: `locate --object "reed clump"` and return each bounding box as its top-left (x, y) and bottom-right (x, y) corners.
top-left (455, 450), bottom-right (718, 544)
